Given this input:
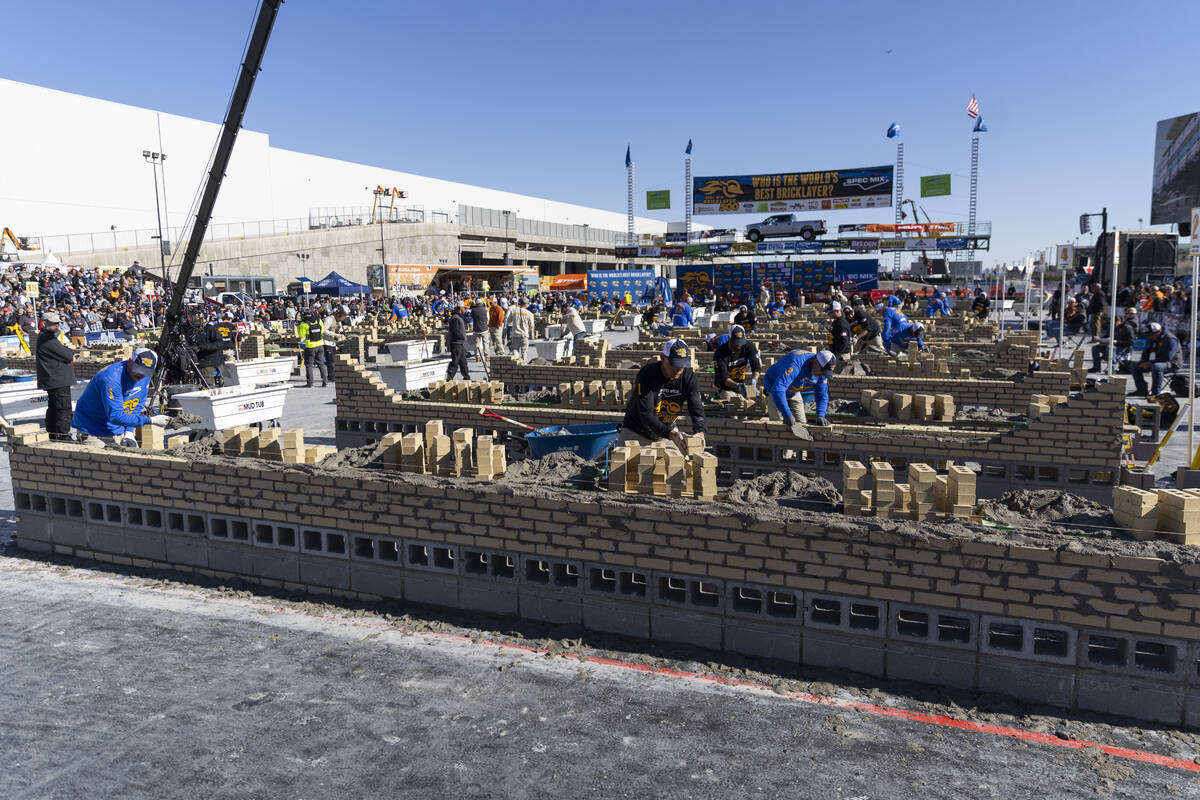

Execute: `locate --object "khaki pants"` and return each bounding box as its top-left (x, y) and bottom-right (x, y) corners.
top-left (766, 393), bottom-right (806, 423)
top-left (510, 332), bottom-right (529, 362)
top-left (488, 327), bottom-right (506, 355)
top-left (856, 335), bottom-right (885, 354)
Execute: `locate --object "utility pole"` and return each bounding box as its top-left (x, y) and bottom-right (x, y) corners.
top-left (142, 150), bottom-right (168, 272)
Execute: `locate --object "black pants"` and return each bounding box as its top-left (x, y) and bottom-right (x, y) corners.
top-left (199, 364), bottom-right (220, 388)
top-left (45, 386), bottom-right (72, 440)
top-left (324, 345), bottom-right (338, 381)
top-left (446, 343), bottom-right (470, 380)
top-left (303, 347), bottom-right (327, 386)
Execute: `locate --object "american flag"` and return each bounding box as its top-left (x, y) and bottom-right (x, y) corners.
top-left (966, 96), bottom-right (980, 119)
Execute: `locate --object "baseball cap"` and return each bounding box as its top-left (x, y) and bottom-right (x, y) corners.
top-left (830, 301), bottom-right (842, 312)
top-left (729, 324), bottom-right (746, 342)
top-left (662, 338), bottom-right (693, 368)
top-left (815, 350), bottom-right (837, 369)
top-left (129, 347), bottom-right (158, 377)
top-left (41, 311), bottom-right (61, 324)
top-left (1149, 322), bottom-right (1162, 333)
top-left (1124, 307), bottom-right (1136, 316)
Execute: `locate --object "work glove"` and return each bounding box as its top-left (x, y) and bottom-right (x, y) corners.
top-left (119, 433), bottom-right (138, 448)
top-left (814, 416), bottom-right (832, 427)
top-left (149, 415), bottom-right (170, 427)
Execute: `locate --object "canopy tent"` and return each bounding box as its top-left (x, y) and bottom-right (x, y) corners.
top-left (310, 270), bottom-right (371, 296)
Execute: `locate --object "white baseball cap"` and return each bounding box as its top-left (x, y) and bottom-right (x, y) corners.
top-left (830, 301), bottom-right (842, 312)
top-left (816, 350), bottom-right (837, 368)
top-left (1149, 322), bottom-right (1162, 333)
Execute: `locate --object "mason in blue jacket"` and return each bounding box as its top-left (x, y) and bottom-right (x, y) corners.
top-left (72, 347), bottom-right (169, 445)
top-left (762, 349), bottom-right (836, 437)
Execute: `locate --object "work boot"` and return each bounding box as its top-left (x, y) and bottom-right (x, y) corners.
top-left (304, 383), bottom-right (313, 388)
top-left (321, 382), bottom-right (328, 388)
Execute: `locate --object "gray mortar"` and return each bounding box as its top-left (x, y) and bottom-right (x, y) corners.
top-left (509, 389), bottom-right (560, 404)
top-left (499, 450), bottom-right (598, 488)
top-left (978, 368), bottom-right (1025, 381)
top-left (839, 360), bottom-right (873, 377)
top-left (955, 406), bottom-right (1028, 424)
top-left (828, 399), bottom-right (867, 416)
top-left (974, 489), bottom-right (1115, 531)
top-left (724, 470), bottom-right (842, 510)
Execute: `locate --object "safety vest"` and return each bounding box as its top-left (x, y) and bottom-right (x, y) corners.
top-left (299, 320), bottom-right (324, 348)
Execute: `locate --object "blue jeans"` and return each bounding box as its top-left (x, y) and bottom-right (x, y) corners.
top-left (1133, 362), bottom-right (1171, 395)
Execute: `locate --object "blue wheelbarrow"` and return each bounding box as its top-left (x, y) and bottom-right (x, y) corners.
top-left (480, 407), bottom-right (621, 463)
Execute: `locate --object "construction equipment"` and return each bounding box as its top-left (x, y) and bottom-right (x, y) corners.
top-left (1, 228), bottom-right (40, 261)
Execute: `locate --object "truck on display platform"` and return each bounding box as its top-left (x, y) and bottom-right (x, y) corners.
top-left (743, 215), bottom-right (827, 242)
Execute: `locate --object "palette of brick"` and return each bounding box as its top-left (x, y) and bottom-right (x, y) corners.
top-left (1112, 487), bottom-right (1200, 545)
top-left (374, 421), bottom-right (507, 480)
top-left (11, 436), bottom-right (1200, 727)
top-left (859, 390), bottom-right (956, 422)
top-left (335, 354), bottom-right (1126, 501)
top-left (843, 460), bottom-right (976, 520)
top-left (607, 438), bottom-right (717, 500)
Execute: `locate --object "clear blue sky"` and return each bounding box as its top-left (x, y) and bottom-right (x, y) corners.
top-left (4, 0), bottom-right (1196, 266)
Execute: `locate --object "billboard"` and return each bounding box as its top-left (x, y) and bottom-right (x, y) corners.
top-left (920, 174), bottom-right (952, 197)
top-left (692, 166), bottom-right (894, 215)
top-left (1151, 112), bottom-right (1200, 225)
top-left (387, 264), bottom-right (437, 292)
top-left (586, 269), bottom-right (656, 301)
top-left (646, 190), bottom-right (670, 210)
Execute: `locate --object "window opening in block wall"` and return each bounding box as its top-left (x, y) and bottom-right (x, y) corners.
top-left (1033, 628), bottom-right (1068, 658)
top-left (127, 507), bottom-right (144, 526)
top-left (1067, 469), bottom-right (1088, 484)
top-left (493, 555), bottom-right (516, 579)
top-left (529, 560), bottom-right (552, 584)
top-left (90, 502), bottom-right (105, 522)
top-left (983, 464), bottom-right (1006, 478)
top-left (231, 520), bottom-right (249, 541)
top-left (465, 551), bottom-right (489, 574)
top-left (811, 598), bottom-right (841, 626)
top-left (326, 533), bottom-right (347, 555)
top-left (732, 587), bottom-right (763, 614)
top-left (896, 609), bottom-right (929, 638)
top-left (552, 563), bottom-right (578, 587)
top-left (277, 526), bottom-right (297, 548)
top-left (145, 509), bottom-right (162, 528)
top-left (50, 496), bottom-right (68, 516)
top-left (660, 577), bottom-right (687, 603)
top-left (408, 544), bottom-right (429, 565)
top-left (937, 616), bottom-right (971, 644)
top-left (1134, 641), bottom-right (1176, 673)
top-left (256, 524), bottom-right (274, 545)
top-left (1037, 466), bottom-right (1059, 483)
top-left (167, 511), bottom-right (184, 531)
top-left (377, 539), bottom-right (399, 561)
top-left (432, 546), bottom-right (454, 569)
top-left (849, 603), bottom-right (880, 630)
top-left (1092, 470), bottom-right (1114, 485)
top-left (187, 514), bottom-right (205, 534)
top-left (303, 530), bottom-right (324, 552)
top-left (67, 499), bottom-right (84, 518)
top-left (988, 623), bottom-right (1023, 651)
top-left (768, 592), bottom-right (797, 618)
top-left (1015, 465), bottom-right (1035, 480)
top-left (1087, 635), bottom-right (1127, 667)
top-left (620, 571), bottom-right (647, 597)
top-left (31, 494), bottom-right (46, 512)
top-left (692, 581), bottom-right (720, 608)
top-left (355, 537), bottom-right (376, 559)
top-left (210, 518), bottom-right (229, 538)
top-left (589, 567), bottom-right (615, 592)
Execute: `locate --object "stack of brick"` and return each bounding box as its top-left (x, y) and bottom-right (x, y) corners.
top-left (1028, 394), bottom-right (1069, 419)
top-left (607, 439), bottom-right (716, 500)
top-left (572, 337), bottom-right (609, 367)
top-left (842, 460), bottom-right (870, 516)
top-left (378, 424), bottom-right (503, 480)
top-left (427, 380), bottom-right (506, 404)
top-left (871, 461), bottom-right (895, 519)
top-left (860, 389), bottom-right (955, 422)
top-left (1111, 487), bottom-right (1200, 545)
top-left (558, 380), bottom-right (632, 410)
top-left (209, 426), bottom-right (331, 464)
top-left (908, 463), bottom-right (938, 521)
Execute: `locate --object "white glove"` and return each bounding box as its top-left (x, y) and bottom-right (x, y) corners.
top-left (149, 415), bottom-right (170, 427)
top-left (120, 433), bottom-right (139, 448)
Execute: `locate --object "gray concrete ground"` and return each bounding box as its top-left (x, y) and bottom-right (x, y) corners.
top-left (3, 324), bottom-right (1200, 797)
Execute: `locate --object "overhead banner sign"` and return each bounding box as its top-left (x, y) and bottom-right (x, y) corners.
top-left (646, 190), bottom-right (670, 210)
top-left (1151, 112), bottom-right (1200, 225)
top-left (586, 269), bottom-right (656, 301)
top-left (693, 165), bottom-right (894, 215)
top-left (920, 174), bottom-right (952, 198)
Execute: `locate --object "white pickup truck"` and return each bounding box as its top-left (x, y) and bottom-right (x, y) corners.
top-left (743, 214), bottom-right (827, 242)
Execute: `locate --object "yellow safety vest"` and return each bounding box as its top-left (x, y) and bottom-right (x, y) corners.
top-left (298, 320), bottom-right (324, 348)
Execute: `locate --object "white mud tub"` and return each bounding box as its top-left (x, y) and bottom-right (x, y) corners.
top-left (172, 384), bottom-right (290, 432)
top-left (582, 318), bottom-right (606, 334)
top-left (0, 383), bottom-right (48, 422)
top-left (531, 339), bottom-right (571, 361)
top-left (377, 357), bottom-right (451, 391)
top-left (385, 339), bottom-right (435, 362)
top-left (221, 356), bottom-right (294, 387)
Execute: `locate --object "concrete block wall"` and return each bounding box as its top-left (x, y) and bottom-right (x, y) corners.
top-left (11, 438), bottom-right (1200, 726)
top-left (489, 356), bottom-right (1072, 413)
top-left (336, 355), bottom-right (1125, 501)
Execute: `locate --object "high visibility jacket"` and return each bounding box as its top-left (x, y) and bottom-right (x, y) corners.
top-left (298, 320), bottom-right (324, 348)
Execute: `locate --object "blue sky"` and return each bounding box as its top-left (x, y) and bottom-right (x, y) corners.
top-left (3, 0), bottom-right (1196, 266)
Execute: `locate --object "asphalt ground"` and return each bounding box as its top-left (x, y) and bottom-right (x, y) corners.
top-left (2, 322), bottom-right (1200, 797)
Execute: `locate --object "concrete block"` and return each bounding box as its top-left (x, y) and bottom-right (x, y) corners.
top-left (650, 607), bottom-right (723, 651)
top-left (583, 596), bottom-right (650, 638)
top-left (49, 519), bottom-right (88, 548)
top-left (519, 586), bottom-right (583, 626)
top-left (459, 576), bottom-right (519, 616)
top-left (87, 524), bottom-right (125, 557)
top-left (252, 550), bottom-right (300, 583)
top-left (802, 629), bottom-right (887, 678)
top-left (977, 659), bottom-right (1075, 708)
top-left (723, 618), bottom-right (801, 663)
top-left (164, 534), bottom-right (208, 568)
top-left (208, 540), bottom-right (251, 574)
top-left (297, 553), bottom-right (351, 590)
top-left (348, 561), bottom-right (402, 598)
top-left (1075, 672), bottom-right (1183, 724)
top-left (403, 571), bottom-right (459, 609)
top-left (886, 642), bottom-right (978, 691)
top-left (123, 528), bottom-right (166, 561)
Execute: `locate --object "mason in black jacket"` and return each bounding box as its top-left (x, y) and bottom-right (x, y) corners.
top-left (712, 325), bottom-right (761, 398)
top-left (828, 301), bottom-right (852, 357)
top-left (445, 303), bottom-right (470, 380)
top-left (620, 338), bottom-right (706, 454)
top-left (35, 312), bottom-right (75, 440)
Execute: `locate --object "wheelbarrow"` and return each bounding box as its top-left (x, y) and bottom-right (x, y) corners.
top-left (479, 407), bottom-right (621, 463)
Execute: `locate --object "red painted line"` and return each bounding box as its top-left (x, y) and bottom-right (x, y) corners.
top-left (24, 562), bottom-right (1200, 774)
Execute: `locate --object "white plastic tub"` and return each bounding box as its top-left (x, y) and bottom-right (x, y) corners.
top-left (0, 384), bottom-right (48, 422)
top-left (377, 357), bottom-right (451, 391)
top-left (531, 339), bottom-right (571, 362)
top-left (386, 339), bottom-right (435, 362)
top-left (616, 313), bottom-right (642, 328)
top-left (582, 318), bottom-right (606, 334)
top-left (221, 356), bottom-right (294, 388)
top-left (172, 384), bottom-right (290, 432)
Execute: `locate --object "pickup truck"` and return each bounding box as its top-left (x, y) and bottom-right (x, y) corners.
top-left (743, 214), bottom-right (827, 242)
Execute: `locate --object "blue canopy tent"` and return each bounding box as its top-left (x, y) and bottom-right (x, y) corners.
top-left (310, 270), bottom-right (372, 296)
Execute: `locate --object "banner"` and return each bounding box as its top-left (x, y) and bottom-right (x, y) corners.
top-left (936, 237), bottom-right (968, 250)
top-left (693, 165), bottom-right (893, 215)
top-left (677, 266), bottom-right (714, 297)
top-left (1151, 112), bottom-right (1200, 225)
top-left (646, 190), bottom-right (670, 210)
top-left (85, 330), bottom-right (126, 344)
top-left (586, 269), bottom-right (656, 301)
top-left (691, 260), bottom-right (880, 302)
top-left (387, 264), bottom-right (437, 292)
top-left (548, 274), bottom-right (587, 292)
top-left (920, 174), bottom-right (952, 197)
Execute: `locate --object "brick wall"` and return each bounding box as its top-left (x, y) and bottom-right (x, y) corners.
top-left (335, 355), bottom-right (1124, 501)
top-left (10, 438), bottom-right (1200, 725)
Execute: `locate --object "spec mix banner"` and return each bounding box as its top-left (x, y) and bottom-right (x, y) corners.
top-left (586, 269), bottom-right (656, 301)
top-left (693, 166), bottom-right (894, 215)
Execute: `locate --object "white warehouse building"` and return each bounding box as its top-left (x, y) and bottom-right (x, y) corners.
top-left (0, 78), bottom-right (671, 288)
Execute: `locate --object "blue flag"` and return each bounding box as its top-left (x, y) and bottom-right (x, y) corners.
top-left (973, 116), bottom-right (988, 133)
top-left (685, 139), bottom-right (693, 155)
top-left (625, 145), bottom-right (631, 168)
top-left (886, 122), bottom-right (900, 139)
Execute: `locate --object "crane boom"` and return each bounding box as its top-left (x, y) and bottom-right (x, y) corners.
top-left (153, 0), bottom-right (282, 394)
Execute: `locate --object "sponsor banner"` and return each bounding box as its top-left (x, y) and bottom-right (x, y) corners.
top-left (640, 246), bottom-right (661, 257)
top-left (708, 243), bottom-right (731, 255)
top-left (693, 165), bottom-right (894, 215)
top-left (936, 237), bottom-right (968, 250)
top-left (664, 232), bottom-right (688, 243)
top-left (684, 244), bottom-right (709, 256)
top-left (731, 242), bottom-right (758, 253)
top-left (614, 246), bottom-right (638, 258)
top-left (1151, 112), bottom-right (1200, 225)
top-left (920, 174), bottom-right (952, 197)
top-left (848, 239), bottom-right (876, 251)
top-left (693, 259), bottom-right (880, 301)
top-left (387, 264), bottom-right (437, 290)
top-left (660, 246), bottom-right (684, 257)
top-left (548, 274), bottom-right (587, 292)
top-left (677, 266), bottom-right (714, 296)
top-left (586, 269), bottom-right (656, 301)
top-left (879, 239), bottom-right (906, 251)
top-left (646, 190), bottom-right (670, 210)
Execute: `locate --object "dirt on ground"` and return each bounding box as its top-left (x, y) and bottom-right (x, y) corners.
top-left (724, 470), bottom-right (842, 510)
top-left (974, 489), bottom-right (1115, 531)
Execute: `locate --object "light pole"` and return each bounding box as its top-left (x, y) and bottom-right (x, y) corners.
top-left (502, 210), bottom-right (512, 265)
top-left (142, 150), bottom-right (168, 272)
top-left (582, 224), bottom-right (589, 271)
